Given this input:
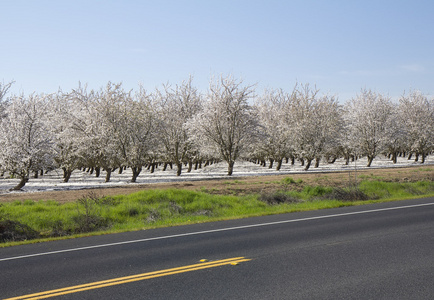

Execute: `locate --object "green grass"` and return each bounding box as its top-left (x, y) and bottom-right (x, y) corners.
top-left (1, 180), bottom-right (433, 247)
top-left (412, 167), bottom-right (432, 172)
top-left (358, 180), bottom-right (434, 199)
top-left (358, 174), bottom-right (385, 180)
top-left (281, 177), bottom-right (296, 184)
top-left (280, 177), bottom-right (304, 185)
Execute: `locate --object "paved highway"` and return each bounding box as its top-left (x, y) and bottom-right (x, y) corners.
top-left (1, 197), bottom-right (433, 299)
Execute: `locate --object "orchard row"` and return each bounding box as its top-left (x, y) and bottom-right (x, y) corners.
top-left (0, 76), bottom-right (432, 190)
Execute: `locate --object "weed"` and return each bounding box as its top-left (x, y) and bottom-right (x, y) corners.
top-left (74, 192), bottom-right (109, 233)
top-left (0, 219), bottom-right (39, 242)
top-left (259, 191), bottom-right (300, 205)
top-left (98, 196), bottom-right (121, 206)
top-left (324, 188), bottom-right (370, 202)
top-left (23, 200), bottom-right (35, 206)
top-left (169, 201), bottom-right (183, 214)
top-left (124, 207), bottom-right (140, 217)
top-left (314, 176), bottom-right (329, 182)
top-left (413, 168), bottom-right (432, 172)
top-left (44, 200), bottom-right (60, 206)
top-left (146, 209), bottom-right (161, 223)
top-left (192, 210), bottom-right (212, 216)
top-left (224, 180), bottom-right (242, 185)
top-left (303, 186), bottom-right (333, 197)
top-left (281, 177), bottom-right (296, 184)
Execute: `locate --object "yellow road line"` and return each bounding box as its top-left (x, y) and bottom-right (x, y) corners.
top-left (5, 257), bottom-right (251, 300)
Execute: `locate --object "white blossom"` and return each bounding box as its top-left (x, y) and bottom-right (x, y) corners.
top-left (0, 93), bottom-right (53, 189)
top-left (187, 75), bottom-right (258, 175)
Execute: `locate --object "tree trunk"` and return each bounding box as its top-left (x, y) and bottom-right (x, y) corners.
top-left (64, 169), bottom-right (72, 183)
top-left (12, 176), bottom-right (28, 191)
top-left (176, 162), bottom-right (182, 176)
top-left (391, 152), bottom-right (397, 164)
top-left (367, 156), bottom-right (374, 167)
top-left (414, 153), bottom-right (419, 162)
top-left (276, 159), bottom-right (283, 171)
top-left (105, 168), bottom-right (112, 182)
top-left (304, 159), bottom-right (312, 171)
top-left (314, 157), bottom-right (320, 168)
top-left (131, 166), bottom-right (142, 182)
top-left (300, 158), bottom-right (304, 166)
top-left (268, 158), bottom-right (274, 169)
top-left (150, 163), bottom-right (155, 173)
top-left (421, 153), bottom-right (426, 163)
top-left (187, 161), bottom-right (193, 173)
top-left (95, 167), bottom-right (100, 177)
top-left (227, 160), bottom-right (235, 176)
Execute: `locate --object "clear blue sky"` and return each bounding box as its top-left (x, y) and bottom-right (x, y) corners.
top-left (2, 0), bottom-right (433, 101)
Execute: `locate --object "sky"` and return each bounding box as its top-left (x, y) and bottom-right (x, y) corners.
top-left (1, 0), bottom-right (434, 102)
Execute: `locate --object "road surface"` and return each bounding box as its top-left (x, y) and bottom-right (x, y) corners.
top-left (1, 197), bottom-right (433, 299)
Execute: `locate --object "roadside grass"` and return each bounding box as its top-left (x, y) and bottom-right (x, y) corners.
top-left (359, 180), bottom-right (434, 199)
top-left (1, 180), bottom-right (433, 247)
top-left (412, 167), bottom-right (432, 172)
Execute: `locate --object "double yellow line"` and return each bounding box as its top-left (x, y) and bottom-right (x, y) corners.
top-left (5, 257), bottom-right (250, 300)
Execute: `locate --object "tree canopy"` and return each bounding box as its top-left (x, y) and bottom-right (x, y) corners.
top-left (0, 78), bottom-right (432, 189)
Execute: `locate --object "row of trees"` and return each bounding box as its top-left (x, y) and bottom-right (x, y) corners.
top-left (0, 76), bottom-right (432, 190)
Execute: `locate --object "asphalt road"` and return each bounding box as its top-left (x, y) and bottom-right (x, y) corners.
top-left (1, 197), bottom-right (433, 299)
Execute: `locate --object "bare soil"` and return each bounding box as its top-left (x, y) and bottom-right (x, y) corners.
top-left (0, 165), bottom-right (432, 203)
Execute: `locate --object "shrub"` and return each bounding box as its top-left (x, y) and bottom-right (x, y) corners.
top-left (303, 186), bottom-right (333, 197)
top-left (281, 177), bottom-right (296, 184)
top-left (324, 188), bottom-right (370, 202)
top-left (146, 209), bottom-right (161, 223)
top-left (0, 219), bottom-right (39, 242)
top-left (71, 214), bottom-right (109, 233)
top-left (169, 201), bottom-right (183, 214)
top-left (73, 192), bottom-right (110, 233)
top-left (259, 191), bottom-right (300, 205)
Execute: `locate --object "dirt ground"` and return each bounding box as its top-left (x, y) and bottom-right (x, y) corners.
top-left (0, 165), bottom-right (432, 203)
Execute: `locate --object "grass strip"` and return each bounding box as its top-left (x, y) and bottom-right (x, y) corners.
top-left (1, 180), bottom-right (433, 247)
